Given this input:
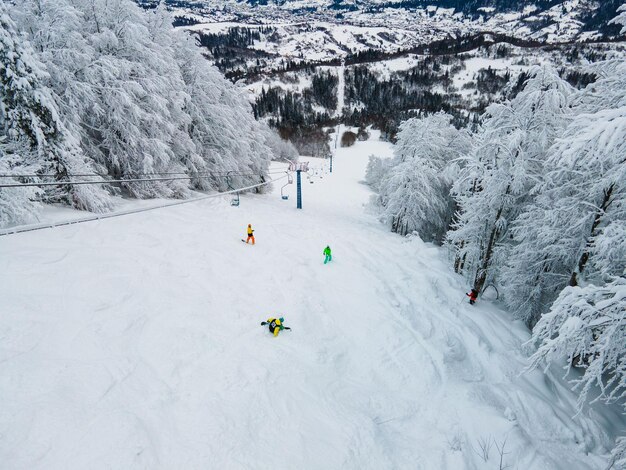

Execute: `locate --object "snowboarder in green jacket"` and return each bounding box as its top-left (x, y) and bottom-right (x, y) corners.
top-left (323, 245), bottom-right (332, 264)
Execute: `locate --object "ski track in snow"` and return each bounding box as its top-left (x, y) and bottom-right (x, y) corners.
top-left (0, 133), bottom-right (623, 469)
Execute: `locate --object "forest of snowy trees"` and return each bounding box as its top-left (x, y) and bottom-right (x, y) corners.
top-left (0, 0), bottom-right (297, 227)
top-left (366, 7), bottom-right (626, 464)
top-left (2, 0), bottom-right (624, 463)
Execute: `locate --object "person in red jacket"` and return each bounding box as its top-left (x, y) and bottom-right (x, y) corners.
top-left (466, 289), bottom-right (478, 305)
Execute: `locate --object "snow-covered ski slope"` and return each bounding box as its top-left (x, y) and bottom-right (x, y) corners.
top-left (1, 133), bottom-right (623, 469)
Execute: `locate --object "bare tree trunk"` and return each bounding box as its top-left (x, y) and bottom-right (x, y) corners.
top-left (454, 240), bottom-right (465, 273)
top-left (473, 186), bottom-right (509, 293)
top-left (569, 184), bottom-right (614, 287)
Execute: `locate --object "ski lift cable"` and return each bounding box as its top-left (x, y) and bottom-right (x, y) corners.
top-left (0, 172), bottom-right (236, 178)
top-left (1, 170), bottom-right (291, 178)
top-left (0, 169), bottom-right (290, 179)
top-left (0, 174), bottom-right (287, 237)
top-left (0, 170), bottom-right (288, 188)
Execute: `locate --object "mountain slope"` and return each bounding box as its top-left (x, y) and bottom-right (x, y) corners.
top-left (1, 132), bottom-right (623, 469)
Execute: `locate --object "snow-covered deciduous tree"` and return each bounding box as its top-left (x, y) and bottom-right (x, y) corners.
top-left (519, 11), bottom-right (626, 459)
top-left (0, 4), bottom-right (109, 225)
top-left (367, 112), bottom-right (469, 243)
top-left (153, 5), bottom-right (273, 194)
top-left (262, 126), bottom-right (299, 163)
top-left (1, 0), bottom-right (274, 224)
top-left (365, 154), bottom-right (389, 193)
top-left (592, 222), bottom-right (626, 278)
top-left (447, 66), bottom-right (574, 293)
top-left (608, 436), bottom-right (626, 470)
top-left (502, 77), bottom-right (626, 326)
top-left (12, 0), bottom-right (189, 198)
top-left (68, 0), bottom-right (194, 197)
top-left (527, 277), bottom-right (626, 439)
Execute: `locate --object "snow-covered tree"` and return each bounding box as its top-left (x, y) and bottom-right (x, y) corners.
top-left (0, 6), bottom-right (42, 224)
top-left (527, 277), bottom-right (626, 467)
top-left (6, 0), bottom-right (274, 211)
top-left (10, 0), bottom-right (189, 198)
top-left (609, 4), bottom-right (626, 35)
top-left (368, 112), bottom-right (469, 243)
top-left (502, 70), bottom-right (626, 326)
top-left (173, 28), bottom-right (272, 192)
top-left (447, 66), bottom-right (574, 293)
top-left (522, 10), bottom-right (626, 461)
top-left (262, 126), bottom-right (299, 163)
top-left (608, 437), bottom-right (626, 470)
top-left (74, 0), bottom-right (194, 197)
top-left (365, 154), bottom-right (389, 193)
top-left (0, 4), bottom-right (109, 225)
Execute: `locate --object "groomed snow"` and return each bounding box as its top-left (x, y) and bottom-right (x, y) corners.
top-left (0, 133), bottom-right (622, 469)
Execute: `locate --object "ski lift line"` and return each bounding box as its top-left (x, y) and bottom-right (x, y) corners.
top-left (0, 175), bottom-right (226, 188)
top-left (0, 172), bottom-right (239, 178)
top-left (0, 169), bottom-right (289, 180)
top-left (0, 175), bottom-right (287, 237)
top-left (0, 171), bottom-right (289, 189)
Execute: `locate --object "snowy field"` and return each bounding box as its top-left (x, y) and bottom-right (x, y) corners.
top-left (0, 134), bottom-right (622, 469)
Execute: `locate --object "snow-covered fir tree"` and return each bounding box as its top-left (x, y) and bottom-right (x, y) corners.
top-left (609, 4), bottom-right (626, 39)
top-left (366, 112), bottom-right (469, 243)
top-left (447, 66), bottom-right (574, 293)
top-left (0, 6), bottom-right (42, 225)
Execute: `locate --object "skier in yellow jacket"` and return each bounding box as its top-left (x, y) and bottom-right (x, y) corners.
top-left (261, 317), bottom-right (291, 337)
top-left (246, 224), bottom-right (255, 245)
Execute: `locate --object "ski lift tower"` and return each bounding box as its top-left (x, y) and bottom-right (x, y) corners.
top-left (294, 161), bottom-right (309, 209)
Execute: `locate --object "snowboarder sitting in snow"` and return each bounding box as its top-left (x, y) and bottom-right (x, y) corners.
top-left (261, 317), bottom-right (290, 337)
top-left (466, 289), bottom-right (478, 305)
top-left (246, 224), bottom-right (255, 245)
top-left (323, 245), bottom-right (332, 264)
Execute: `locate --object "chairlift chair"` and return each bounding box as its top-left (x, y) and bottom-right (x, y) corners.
top-left (281, 171), bottom-right (293, 200)
top-left (226, 171), bottom-right (240, 207)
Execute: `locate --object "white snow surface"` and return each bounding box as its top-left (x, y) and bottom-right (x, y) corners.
top-left (0, 134), bottom-right (621, 469)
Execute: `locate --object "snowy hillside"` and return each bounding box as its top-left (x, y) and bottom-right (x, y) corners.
top-left (1, 133), bottom-right (623, 469)
top-left (164, 0), bottom-right (626, 47)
